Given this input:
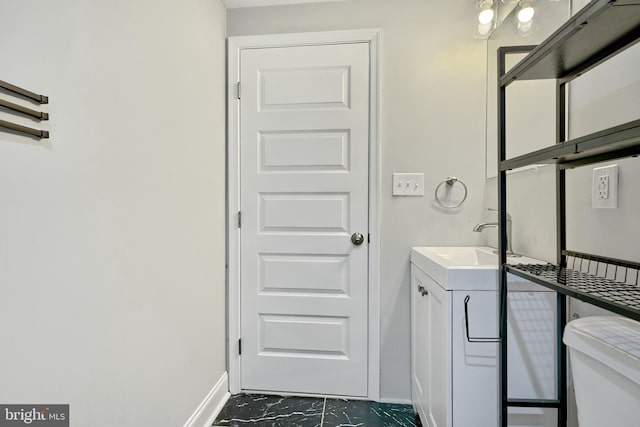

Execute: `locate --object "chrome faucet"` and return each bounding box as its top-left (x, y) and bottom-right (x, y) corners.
top-left (473, 212), bottom-right (518, 256)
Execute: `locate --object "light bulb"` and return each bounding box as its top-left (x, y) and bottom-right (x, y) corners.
top-left (478, 8), bottom-right (495, 25)
top-left (518, 20), bottom-right (533, 33)
top-left (477, 23), bottom-right (493, 36)
top-left (517, 5), bottom-right (535, 23)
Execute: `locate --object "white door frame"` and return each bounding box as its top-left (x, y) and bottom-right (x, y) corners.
top-left (227, 28), bottom-right (381, 400)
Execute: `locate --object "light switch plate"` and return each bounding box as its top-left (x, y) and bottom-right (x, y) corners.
top-left (392, 173), bottom-right (424, 196)
top-left (592, 164), bottom-right (618, 209)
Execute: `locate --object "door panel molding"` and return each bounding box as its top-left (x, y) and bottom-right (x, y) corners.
top-left (227, 29), bottom-right (381, 400)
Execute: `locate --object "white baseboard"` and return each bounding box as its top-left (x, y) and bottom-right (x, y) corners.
top-left (183, 372), bottom-right (230, 427)
top-left (378, 397), bottom-right (412, 405)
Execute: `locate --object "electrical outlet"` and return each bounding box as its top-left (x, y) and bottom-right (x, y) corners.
top-left (597, 175), bottom-right (609, 199)
top-left (392, 173), bottom-right (424, 196)
top-left (592, 165), bottom-right (618, 209)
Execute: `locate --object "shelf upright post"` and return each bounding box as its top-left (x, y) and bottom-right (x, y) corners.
top-left (555, 79), bottom-right (568, 427)
top-left (497, 47), bottom-right (509, 427)
top-left (497, 45), bottom-right (537, 427)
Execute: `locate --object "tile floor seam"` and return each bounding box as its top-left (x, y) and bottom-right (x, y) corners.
top-left (320, 397), bottom-right (326, 426)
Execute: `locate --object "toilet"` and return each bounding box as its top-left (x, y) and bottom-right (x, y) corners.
top-left (563, 316), bottom-right (640, 427)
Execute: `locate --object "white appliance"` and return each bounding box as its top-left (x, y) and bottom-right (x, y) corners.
top-left (564, 316), bottom-right (640, 427)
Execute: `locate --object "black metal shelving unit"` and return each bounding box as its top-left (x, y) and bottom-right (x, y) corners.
top-left (497, 1), bottom-right (640, 426)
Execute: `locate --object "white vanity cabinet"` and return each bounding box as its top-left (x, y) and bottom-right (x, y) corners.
top-left (411, 262), bottom-right (499, 427)
top-left (410, 247), bottom-right (557, 427)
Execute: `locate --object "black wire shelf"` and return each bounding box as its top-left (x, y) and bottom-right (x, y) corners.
top-left (506, 263), bottom-right (640, 322)
top-left (500, 118), bottom-right (640, 171)
top-left (501, 0), bottom-right (640, 87)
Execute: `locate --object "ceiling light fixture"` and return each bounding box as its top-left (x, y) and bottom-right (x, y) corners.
top-left (516, 0), bottom-right (538, 36)
top-left (517, 1), bottom-right (535, 23)
top-left (479, 1), bottom-right (495, 24)
top-left (475, 0), bottom-right (496, 39)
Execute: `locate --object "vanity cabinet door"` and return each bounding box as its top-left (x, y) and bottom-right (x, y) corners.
top-left (411, 265), bottom-right (451, 427)
top-left (426, 276), bottom-right (450, 427)
top-left (411, 265), bottom-right (429, 424)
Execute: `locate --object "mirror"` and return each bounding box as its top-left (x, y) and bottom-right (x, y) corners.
top-left (485, 0), bottom-right (571, 178)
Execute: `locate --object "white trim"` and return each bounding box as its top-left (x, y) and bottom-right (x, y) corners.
top-left (227, 36), bottom-right (242, 395)
top-left (223, 0), bottom-right (349, 8)
top-left (229, 28), bottom-right (381, 50)
top-left (488, 163), bottom-right (550, 179)
top-left (242, 390), bottom-right (373, 401)
top-left (378, 397), bottom-right (412, 405)
top-left (367, 28), bottom-right (382, 402)
top-left (182, 372), bottom-right (230, 427)
top-left (226, 28), bottom-right (382, 400)
top-left (506, 163), bottom-right (549, 175)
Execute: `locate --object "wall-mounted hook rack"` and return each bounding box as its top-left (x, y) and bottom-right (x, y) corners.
top-left (0, 79), bottom-right (48, 104)
top-left (0, 79), bottom-right (50, 139)
top-left (0, 119), bottom-right (49, 138)
top-left (0, 98), bottom-right (49, 120)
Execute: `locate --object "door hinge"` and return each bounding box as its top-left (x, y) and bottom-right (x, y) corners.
top-left (368, 233), bottom-right (371, 244)
top-left (236, 82), bottom-right (241, 100)
top-left (238, 338), bottom-right (242, 355)
top-left (237, 211), bottom-right (241, 228)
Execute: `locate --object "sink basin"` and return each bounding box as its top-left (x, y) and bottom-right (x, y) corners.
top-left (418, 246), bottom-right (499, 267)
top-left (410, 246), bottom-right (544, 291)
top-left (411, 246), bottom-right (498, 291)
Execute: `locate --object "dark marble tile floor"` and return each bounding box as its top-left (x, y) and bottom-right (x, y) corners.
top-left (213, 393), bottom-right (422, 427)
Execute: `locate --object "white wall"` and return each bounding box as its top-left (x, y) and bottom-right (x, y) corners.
top-left (565, 44), bottom-right (640, 263)
top-left (0, 1), bottom-right (227, 426)
top-left (227, 0), bottom-right (489, 401)
top-left (563, 42), bottom-right (640, 321)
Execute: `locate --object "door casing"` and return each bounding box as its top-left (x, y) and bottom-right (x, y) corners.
top-left (227, 29), bottom-right (381, 400)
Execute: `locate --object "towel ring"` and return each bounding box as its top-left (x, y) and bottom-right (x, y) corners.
top-left (434, 176), bottom-right (468, 209)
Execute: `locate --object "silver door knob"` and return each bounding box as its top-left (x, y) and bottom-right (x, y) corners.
top-left (351, 233), bottom-right (365, 245)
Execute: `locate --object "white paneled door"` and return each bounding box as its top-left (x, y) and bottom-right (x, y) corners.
top-left (239, 42), bottom-right (370, 396)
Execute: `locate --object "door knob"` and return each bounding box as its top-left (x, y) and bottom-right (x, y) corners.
top-left (351, 232), bottom-right (365, 246)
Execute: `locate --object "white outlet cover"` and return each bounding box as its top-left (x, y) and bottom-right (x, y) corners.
top-left (592, 164), bottom-right (618, 209)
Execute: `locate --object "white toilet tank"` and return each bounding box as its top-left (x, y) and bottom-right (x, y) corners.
top-left (563, 316), bottom-right (640, 427)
